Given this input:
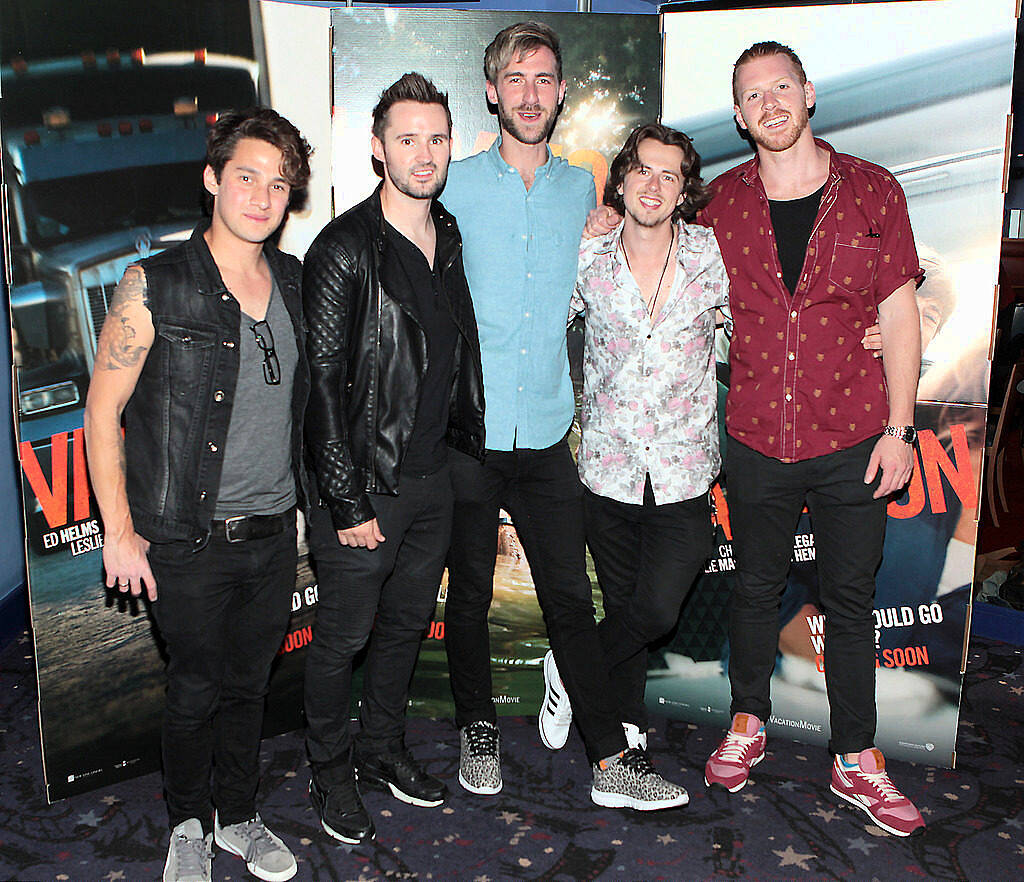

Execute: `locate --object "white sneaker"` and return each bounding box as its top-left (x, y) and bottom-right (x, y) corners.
top-left (623, 722), bottom-right (648, 750)
top-left (539, 649), bottom-right (573, 749)
top-left (163, 818), bottom-right (213, 882)
top-left (214, 811), bottom-right (297, 882)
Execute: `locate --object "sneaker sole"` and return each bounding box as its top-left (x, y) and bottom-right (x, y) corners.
top-left (829, 783), bottom-right (925, 838)
top-left (458, 770), bottom-right (503, 795)
top-left (214, 830), bottom-right (297, 882)
top-left (308, 783), bottom-right (375, 847)
top-left (590, 786), bottom-right (689, 811)
top-left (358, 770), bottom-right (445, 808)
top-left (539, 652), bottom-right (571, 750)
top-left (704, 749), bottom-right (765, 793)
top-left (319, 817), bottom-right (376, 846)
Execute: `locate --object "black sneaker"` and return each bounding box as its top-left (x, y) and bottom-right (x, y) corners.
top-left (309, 774), bottom-right (375, 845)
top-left (355, 746), bottom-right (447, 807)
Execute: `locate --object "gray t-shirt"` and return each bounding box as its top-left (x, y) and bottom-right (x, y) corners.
top-left (214, 278), bottom-right (298, 517)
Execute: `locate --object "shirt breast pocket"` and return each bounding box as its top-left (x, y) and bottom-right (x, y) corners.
top-left (158, 324), bottom-right (218, 393)
top-left (827, 238), bottom-right (880, 296)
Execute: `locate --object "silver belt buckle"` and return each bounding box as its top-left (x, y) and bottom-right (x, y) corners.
top-left (223, 515), bottom-right (247, 542)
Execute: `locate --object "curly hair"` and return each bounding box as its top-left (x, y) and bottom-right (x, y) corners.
top-left (206, 107), bottom-right (312, 201)
top-left (603, 123), bottom-right (711, 223)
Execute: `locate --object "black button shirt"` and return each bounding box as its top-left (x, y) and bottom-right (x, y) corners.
top-left (382, 221), bottom-right (459, 477)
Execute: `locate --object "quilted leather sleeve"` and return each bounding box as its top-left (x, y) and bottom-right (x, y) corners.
top-left (303, 232), bottom-right (376, 530)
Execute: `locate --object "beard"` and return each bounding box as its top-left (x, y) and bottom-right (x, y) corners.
top-left (497, 101), bottom-right (559, 146)
top-left (386, 160), bottom-right (448, 201)
top-left (749, 104), bottom-right (809, 153)
top-left (625, 199), bottom-right (676, 230)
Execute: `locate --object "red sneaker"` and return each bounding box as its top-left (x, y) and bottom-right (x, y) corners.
top-left (704, 713), bottom-right (766, 792)
top-left (830, 748), bottom-right (925, 837)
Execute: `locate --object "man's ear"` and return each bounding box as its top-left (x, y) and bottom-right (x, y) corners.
top-left (371, 134), bottom-right (385, 165)
top-left (804, 80), bottom-right (816, 110)
top-left (733, 105), bottom-right (748, 132)
top-left (203, 164), bottom-right (219, 197)
top-left (485, 80), bottom-right (499, 106)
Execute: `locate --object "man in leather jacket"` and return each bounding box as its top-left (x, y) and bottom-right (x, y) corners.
top-left (302, 73), bottom-right (485, 846)
top-left (84, 109), bottom-right (312, 882)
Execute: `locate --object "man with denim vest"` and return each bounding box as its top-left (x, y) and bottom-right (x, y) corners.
top-left (84, 108), bottom-right (311, 882)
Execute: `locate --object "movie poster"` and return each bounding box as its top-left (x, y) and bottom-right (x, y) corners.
top-left (648, 0), bottom-right (1014, 766)
top-left (328, 8), bottom-right (662, 717)
top-left (3, 0), bottom-right (328, 800)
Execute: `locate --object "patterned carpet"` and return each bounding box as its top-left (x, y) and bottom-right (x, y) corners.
top-left (1, 630), bottom-right (1022, 881)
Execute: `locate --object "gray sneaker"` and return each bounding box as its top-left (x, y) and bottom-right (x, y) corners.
top-left (458, 721), bottom-right (502, 794)
top-left (163, 818), bottom-right (213, 882)
top-left (214, 811), bottom-right (297, 882)
top-left (591, 747), bottom-right (689, 811)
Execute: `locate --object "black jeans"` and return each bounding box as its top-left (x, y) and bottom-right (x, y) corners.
top-left (445, 440), bottom-right (626, 764)
top-left (148, 524), bottom-right (297, 831)
top-left (304, 468), bottom-right (452, 783)
top-left (726, 436), bottom-right (887, 755)
top-left (584, 479), bottom-right (713, 730)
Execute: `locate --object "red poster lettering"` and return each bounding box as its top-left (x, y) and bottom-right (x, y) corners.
top-left (20, 433), bottom-right (68, 529)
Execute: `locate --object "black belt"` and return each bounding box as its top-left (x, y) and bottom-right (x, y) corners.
top-left (210, 509), bottom-right (293, 543)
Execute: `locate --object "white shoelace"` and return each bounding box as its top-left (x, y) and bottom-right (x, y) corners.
top-left (716, 730), bottom-right (756, 764)
top-left (860, 769), bottom-right (903, 802)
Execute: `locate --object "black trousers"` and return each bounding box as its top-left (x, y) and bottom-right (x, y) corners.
top-left (148, 524), bottom-right (297, 832)
top-left (584, 479), bottom-right (713, 730)
top-left (304, 468), bottom-right (452, 783)
top-left (726, 436), bottom-right (887, 755)
top-left (444, 440), bottom-right (626, 764)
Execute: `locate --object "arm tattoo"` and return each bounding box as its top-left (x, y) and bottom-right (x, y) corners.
top-left (96, 266), bottom-right (151, 370)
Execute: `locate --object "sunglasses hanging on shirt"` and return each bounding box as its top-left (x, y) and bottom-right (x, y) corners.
top-left (250, 319), bottom-right (281, 385)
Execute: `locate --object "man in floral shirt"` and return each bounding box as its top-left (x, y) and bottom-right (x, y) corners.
top-left (572, 123), bottom-right (728, 802)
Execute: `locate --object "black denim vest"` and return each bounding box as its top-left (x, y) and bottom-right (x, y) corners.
top-left (124, 222), bottom-right (309, 546)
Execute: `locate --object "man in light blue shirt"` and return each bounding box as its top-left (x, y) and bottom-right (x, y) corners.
top-left (441, 21), bottom-right (682, 811)
top-left (443, 131), bottom-right (592, 450)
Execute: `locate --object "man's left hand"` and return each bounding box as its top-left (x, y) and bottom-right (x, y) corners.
top-left (864, 434), bottom-right (914, 499)
top-left (862, 323), bottom-right (882, 358)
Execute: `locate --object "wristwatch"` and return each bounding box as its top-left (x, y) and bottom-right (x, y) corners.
top-left (883, 425), bottom-right (918, 444)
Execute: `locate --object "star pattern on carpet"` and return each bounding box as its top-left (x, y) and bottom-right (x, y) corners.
top-left (657, 834), bottom-right (676, 845)
top-left (846, 837), bottom-right (878, 855)
top-left (76, 810), bottom-right (101, 827)
top-left (811, 808), bottom-right (837, 823)
top-left (774, 845), bottom-right (815, 870)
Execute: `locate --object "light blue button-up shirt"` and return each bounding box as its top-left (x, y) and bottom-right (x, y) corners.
top-left (444, 138), bottom-right (596, 451)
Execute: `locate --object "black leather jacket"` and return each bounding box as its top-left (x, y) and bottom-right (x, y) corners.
top-left (303, 187), bottom-right (485, 530)
top-left (124, 222), bottom-right (309, 545)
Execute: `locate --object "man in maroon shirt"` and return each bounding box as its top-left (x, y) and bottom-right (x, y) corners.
top-left (700, 41), bottom-right (925, 837)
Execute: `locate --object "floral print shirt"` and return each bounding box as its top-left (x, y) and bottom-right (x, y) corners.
top-left (572, 223), bottom-right (728, 505)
